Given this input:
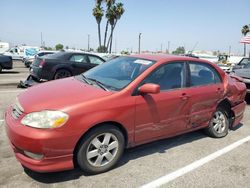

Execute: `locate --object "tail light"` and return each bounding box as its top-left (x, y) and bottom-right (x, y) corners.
top-left (39, 59), bottom-right (46, 68)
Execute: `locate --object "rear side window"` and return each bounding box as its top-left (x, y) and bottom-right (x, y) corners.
top-left (88, 56), bottom-right (104, 65)
top-left (69, 54), bottom-right (88, 63)
top-left (189, 62), bottom-right (221, 87)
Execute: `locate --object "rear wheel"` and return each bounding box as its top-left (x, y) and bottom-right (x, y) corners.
top-left (76, 125), bottom-right (125, 174)
top-left (0, 65), bottom-right (2, 73)
top-left (54, 69), bottom-right (72, 79)
top-left (205, 107), bottom-right (229, 138)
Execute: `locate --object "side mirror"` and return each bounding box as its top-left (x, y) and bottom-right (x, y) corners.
top-left (138, 83), bottom-right (160, 95)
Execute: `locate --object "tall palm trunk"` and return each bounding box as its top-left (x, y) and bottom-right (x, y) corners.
top-left (109, 26), bottom-right (114, 53)
top-left (103, 21), bottom-right (109, 50)
top-left (98, 23), bottom-right (102, 48)
top-left (107, 21), bottom-right (117, 53)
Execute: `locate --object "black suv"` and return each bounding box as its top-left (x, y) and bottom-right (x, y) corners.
top-left (30, 51), bottom-right (105, 81)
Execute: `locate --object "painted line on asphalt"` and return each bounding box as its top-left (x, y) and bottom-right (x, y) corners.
top-left (141, 135), bottom-right (250, 188)
top-left (0, 90), bottom-right (26, 93)
top-left (0, 119), bottom-right (4, 123)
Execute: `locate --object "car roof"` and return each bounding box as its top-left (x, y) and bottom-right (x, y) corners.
top-left (130, 54), bottom-right (210, 63)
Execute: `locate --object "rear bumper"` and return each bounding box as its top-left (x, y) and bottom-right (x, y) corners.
top-left (231, 101), bottom-right (246, 127)
top-left (30, 66), bottom-right (52, 81)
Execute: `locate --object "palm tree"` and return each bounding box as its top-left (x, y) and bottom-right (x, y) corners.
top-left (103, 0), bottom-right (116, 49)
top-left (93, 4), bottom-right (104, 48)
top-left (241, 25), bottom-right (250, 56)
top-left (107, 3), bottom-right (125, 53)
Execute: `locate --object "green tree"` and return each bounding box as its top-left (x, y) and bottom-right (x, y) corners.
top-left (55, 44), bottom-right (64, 50)
top-left (241, 25), bottom-right (250, 56)
top-left (97, 45), bottom-right (107, 53)
top-left (93, 2), bottom-right (104, 49)
top-left (172, 46), bottom-right (185, 55)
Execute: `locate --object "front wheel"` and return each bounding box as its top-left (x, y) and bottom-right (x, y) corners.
top-left (205, 107), bottom-right (229, 138)
top-left (76, 125), bottom-right (125, 174)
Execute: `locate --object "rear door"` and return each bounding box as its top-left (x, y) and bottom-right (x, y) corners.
top-left (69, 54), bottom-right (91, 75)
top-left (186, 61), bottom-right (224, 128)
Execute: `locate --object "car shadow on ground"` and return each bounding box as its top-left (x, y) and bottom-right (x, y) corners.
top-left (245, 94), bottom-right (250, 105)
top-left (23, 130), bottom-right (211, 183)
top-left (0, 71), bottom-right (20, 74)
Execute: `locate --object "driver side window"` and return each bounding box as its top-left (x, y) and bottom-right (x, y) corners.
top-left (143, 62), bottom-right (185, 91)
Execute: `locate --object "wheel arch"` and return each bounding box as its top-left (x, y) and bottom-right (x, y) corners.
top-left (53, 67), bottom-right (73, 79)
top-left (72, 121), bottom-right (128, 167)
top-left (217, 98), bottom-right (234, 127)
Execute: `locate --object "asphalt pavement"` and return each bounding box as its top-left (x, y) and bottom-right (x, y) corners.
top-left (0, 61), bottom-right (250, 188)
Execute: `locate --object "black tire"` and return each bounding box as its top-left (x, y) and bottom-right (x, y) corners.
top-left (0, 65), bottom-right (2, 73)
top-left (205, 107), bottom-right (229, 138)
top-left (54, 69), bottom-right (72, 80)
top-left (76, 125), bottom-right (125, 174)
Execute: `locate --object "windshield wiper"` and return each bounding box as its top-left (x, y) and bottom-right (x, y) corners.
top-left (81, 75), bottom-right (92, 85)
top-left (87, 78), bottom-right (109, 91)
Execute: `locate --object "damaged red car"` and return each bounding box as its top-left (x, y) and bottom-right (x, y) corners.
top-left (5, 54), bottom-right (246, 174)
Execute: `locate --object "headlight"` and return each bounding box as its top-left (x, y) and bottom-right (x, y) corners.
top-left (21, 110), bottom-right (69, 129)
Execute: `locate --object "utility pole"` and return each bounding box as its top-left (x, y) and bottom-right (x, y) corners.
top-left (88, 34), bottom-right (90, 52)
top-left (139, 33), bottom-right (142, 54)
top-left (167, 41), bottom-right (170, 54)
top-left (40, 32), bottom-right (43, 47)
top-left (228, 45), bottom-right (231, 56)
top-left (161, 43), bottom-right (163, 53)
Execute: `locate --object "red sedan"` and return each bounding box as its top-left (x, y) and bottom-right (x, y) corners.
top-left (5, 54), bottom-right (246, 174)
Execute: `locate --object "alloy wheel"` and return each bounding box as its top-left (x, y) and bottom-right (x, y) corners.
top-left (211, 111), bottom-right (226, 134)
top-left (86, 133), bottom-right (119, 167)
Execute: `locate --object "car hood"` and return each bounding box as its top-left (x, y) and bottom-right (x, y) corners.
top-left (18, 77), bottom-right (113, 113)
top-left (234, 68), bottom-right (250, 78)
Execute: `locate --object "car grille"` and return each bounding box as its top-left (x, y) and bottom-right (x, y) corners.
top-left (12, 102), bottom-right (24, 119)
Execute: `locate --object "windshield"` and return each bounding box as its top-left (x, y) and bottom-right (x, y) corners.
top-left (83, 56), bottom-right (156, 91)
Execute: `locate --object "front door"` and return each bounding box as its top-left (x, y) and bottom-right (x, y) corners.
top-left (134, 62), bottom-right (191, 144)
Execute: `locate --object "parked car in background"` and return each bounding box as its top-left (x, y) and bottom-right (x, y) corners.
top-left (30, 51), bottom-right (105, 81)
top-left (0, 55), bottom-right (13, 72)
top-left (24, 51), bottom-right (56, 68)
top-left (5, 55), bottom-right (246, 174)
top-left (232, 58), bottom-right (250, 93)
top-left (102, 54), bottom-right (121, 61)
top-left (0, 42), bottom-right (10, 54)
top-left (218, 57), bottom-right (250, 74)
top-left (4, 46), bottom-right (40, 60)
top-left (232, 58), bottom-right (250, 70)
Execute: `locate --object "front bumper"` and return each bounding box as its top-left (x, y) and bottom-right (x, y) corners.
top-left (4, 106), bottom-right (74, 172)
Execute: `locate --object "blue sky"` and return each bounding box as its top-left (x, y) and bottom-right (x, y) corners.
top-left (1, 0), bottom-right (249, 54)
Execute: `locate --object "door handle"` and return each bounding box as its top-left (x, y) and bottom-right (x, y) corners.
top-left (180, 93), bottom-right (190, 100)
